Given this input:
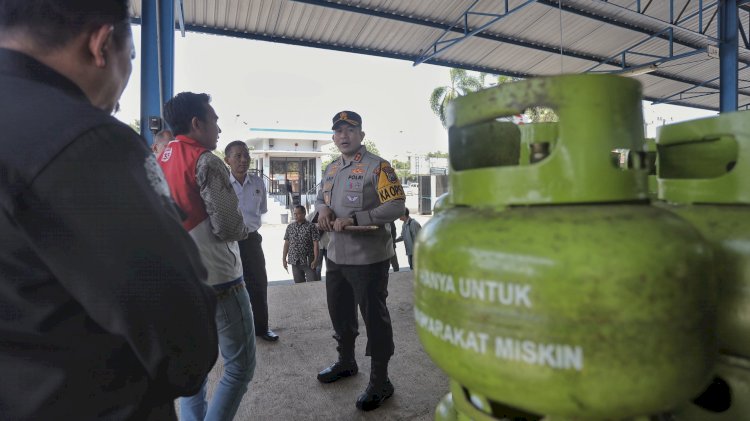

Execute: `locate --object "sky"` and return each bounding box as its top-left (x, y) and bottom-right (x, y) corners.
top-left (115, 26), bottom-right (717, 159)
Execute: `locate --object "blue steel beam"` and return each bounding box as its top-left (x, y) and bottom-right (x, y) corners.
top-left (601, 0), bottom-right (719, 34)
top-left (739, 7), bottom-right (750, 47)
top-left (163, 20), bottom-right (750, 104)
top-left (177, 0), bottom-right (186, 37)
top-left (587, 27), bottom-right (708, 73)
top-left (720, 0), bottom-right (739, 111)
top-left (134, 1), bottom-right (750, 110)
top-left (536, 0), bottom-right (750, 66)
top-left (413, 0), bottom-right (536, 66)
top-left (135, 19), bottom-right (749, 111)
top-left (653, 63), bottom-right (750, 104)
top-left (140, 0), bottom-right (175, 144)
top-left (285, 0), bottom-right (732, 91)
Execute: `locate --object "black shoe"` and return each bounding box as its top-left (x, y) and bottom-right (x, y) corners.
top-left (257, 329), bottom-right (279, 342)
top-left (356, 379), bottom-right (394, 411)
top-left (317, 360), bottom-right (358, 383)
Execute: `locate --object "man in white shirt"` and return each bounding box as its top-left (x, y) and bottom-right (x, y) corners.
top-left (225, 140), bottom-right (279, 342)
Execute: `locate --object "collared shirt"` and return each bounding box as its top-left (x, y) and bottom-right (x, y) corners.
top-left (284, 220), bottom-right (320, 265)
top-left (230, 172), bottom-right (267, 232)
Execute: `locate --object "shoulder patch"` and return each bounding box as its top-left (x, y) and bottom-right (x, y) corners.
top-left (160, 146), bottom-right (172, 162)
top-left (376, 161), bottom-right (405, 203)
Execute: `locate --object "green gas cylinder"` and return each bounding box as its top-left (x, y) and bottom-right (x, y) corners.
top-left (414, 74), bottom-right (716, 420)
top-left (435, 392), bottom-right (459, 421)
top-left (645, 138), bottom-right (658, 199)
top-left (656, 111), bottom-right (750, 359)
top-left (445, 381), bottom-right (543, 421)
top-left (671, 355), bottom-right (750, 421)
top-left (518, 123), bottom-right (558, 165)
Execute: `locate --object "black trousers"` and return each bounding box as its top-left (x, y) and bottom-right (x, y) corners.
top-left (325, 258), bottom-right (394, 362)
top-left (238, 232), bottom-right (269, 333)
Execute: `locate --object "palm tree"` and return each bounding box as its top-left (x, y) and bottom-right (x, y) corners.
top-left (429, 68), bottom-right (485, 128)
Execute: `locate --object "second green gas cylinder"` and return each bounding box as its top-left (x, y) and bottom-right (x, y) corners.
top-left (415, 74), bottom-right (716, 420)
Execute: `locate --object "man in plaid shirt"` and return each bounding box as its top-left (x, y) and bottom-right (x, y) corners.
top-left (283, 205), bottom-right (320, 283)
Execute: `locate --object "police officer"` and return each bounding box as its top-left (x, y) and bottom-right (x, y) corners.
top-left (316, 111), bottom-right (405, 411)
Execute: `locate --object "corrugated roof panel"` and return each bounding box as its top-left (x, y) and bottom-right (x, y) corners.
top-left (126, 0), bottom-right (750, 110)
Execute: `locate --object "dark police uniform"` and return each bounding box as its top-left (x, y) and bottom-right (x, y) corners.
top-left (0, 48), bottom-right (218, 420)
top-left (316, 145), bottom-right (405, 361)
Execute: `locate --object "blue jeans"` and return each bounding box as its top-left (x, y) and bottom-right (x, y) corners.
top-left (179, 280), bottom-right (256, 421)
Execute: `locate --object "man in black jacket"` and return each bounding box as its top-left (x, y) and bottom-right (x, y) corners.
top-left (0, 1), bottom-right (218, 419)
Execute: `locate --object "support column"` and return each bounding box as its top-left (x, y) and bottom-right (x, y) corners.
top-left (719, 0), bottom-right (739, 112)
top-left (140, 0), bottom-right (175, 144)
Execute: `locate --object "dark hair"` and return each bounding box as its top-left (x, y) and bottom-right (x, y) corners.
top-left (294, 205), bottom-right (306, 214)
top-left (163, 92), bottom-right (211, 136)
top-left (0, 0), bottom-right (131, 50)
top-left (404, 208), bottom-right (410, 217)
top-left (224, 140), bottom-right (248, 156)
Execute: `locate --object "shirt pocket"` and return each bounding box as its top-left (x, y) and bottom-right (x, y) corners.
top-left (342, 190), bottom-right (363, 208)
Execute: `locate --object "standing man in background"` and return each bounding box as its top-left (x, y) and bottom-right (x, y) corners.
top-left (225, 140), bottom-right (279, 342)
top-left (161, 92), bottom-right (255, 421)
top-left (152, 128), bottom-right (173, 156)
top-left (283, 205), bottom-right (320, 283)
top-left (395, 208), bottom-right (422, 270)
top-left (0, 2), bottom-right (218, 419)
top-left (316, 111), bottom-right (405, 411)
top-left (389, 222), bottom-right (400, 272)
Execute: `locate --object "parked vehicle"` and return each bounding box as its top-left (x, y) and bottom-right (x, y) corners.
top-left (405, 182), bottom-right (419, 195)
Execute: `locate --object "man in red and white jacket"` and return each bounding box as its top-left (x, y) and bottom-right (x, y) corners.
top-left (159, 92), bottom-right (254, 421)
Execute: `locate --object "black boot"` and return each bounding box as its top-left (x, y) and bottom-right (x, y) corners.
top-left (317, 359), bottom-right (358, 383)
top-left (356, 360), bottom-right (394, 411)
top-left (317, 343), bottom-right (358, 383)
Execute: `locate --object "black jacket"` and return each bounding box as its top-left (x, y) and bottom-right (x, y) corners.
top-left (0, 48), bottom-right (218, 420)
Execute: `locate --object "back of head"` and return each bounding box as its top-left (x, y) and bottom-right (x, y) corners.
top-left (164, 92), bottom-right (211, 136)
top-left (0, 0), bottom-right (130, 50)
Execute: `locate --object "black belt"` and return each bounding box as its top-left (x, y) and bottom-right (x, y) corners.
top-left (214, 281), bottom-right (245, 298)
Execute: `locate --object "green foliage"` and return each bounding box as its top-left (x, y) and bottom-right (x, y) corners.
top-left (129, 119), bottom-right (141, 134)
top-left (426, 151), bottom-right (449, 158)
top-left (391, 158), bottom-right (411, 182)
top-left (363, 139), bottom-right (380, 157)
top-left (391, 159), bottom-right (410, 169)
top-left (429, 68), bottom-right (486, 128)
top-left (524, 106), bottom-right (559, 123)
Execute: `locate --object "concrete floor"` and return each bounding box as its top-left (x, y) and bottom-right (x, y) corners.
top-left (202, 270), bottom-right (450, 420)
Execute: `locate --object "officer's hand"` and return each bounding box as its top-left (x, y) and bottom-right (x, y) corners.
top-left (333, 217), bottom-right (354, 232)
top-left (318, 206), bottom-right (336, 231)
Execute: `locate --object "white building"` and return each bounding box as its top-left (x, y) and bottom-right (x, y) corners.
top-left (244, 128), bottom-right (333, 220)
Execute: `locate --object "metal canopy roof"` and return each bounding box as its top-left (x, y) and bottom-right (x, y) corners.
top-left (130, 0), bottom-right (750, 111)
